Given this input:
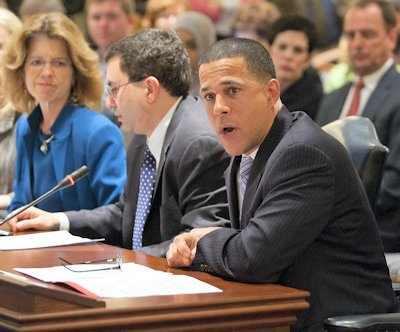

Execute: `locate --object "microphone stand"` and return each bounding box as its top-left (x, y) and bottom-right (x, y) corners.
top-left (0, 165), bottom-right (89, 228)
top-left (0, 186), bottom-right (62, 227)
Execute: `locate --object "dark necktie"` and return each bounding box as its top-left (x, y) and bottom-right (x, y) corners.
top-left (347, 79), bottom-right (364, 116)
top-left (132, 145), bottom-right (156, 250)
top-left (239, 156), bottom-right (253, 199)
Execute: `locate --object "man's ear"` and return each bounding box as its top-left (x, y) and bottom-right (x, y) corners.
top-left (144, 76), bottom-right (160, 103)
top-left (266, 78), bottom-right (280, 104)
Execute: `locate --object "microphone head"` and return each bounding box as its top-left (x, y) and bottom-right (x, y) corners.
top-left (57, 165), bottom-right (90, 190)
top-left (69, 165), bottom-right (90, 183)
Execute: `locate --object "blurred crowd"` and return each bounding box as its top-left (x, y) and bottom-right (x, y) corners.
top-left (2, 0), bottom-right (400, 251)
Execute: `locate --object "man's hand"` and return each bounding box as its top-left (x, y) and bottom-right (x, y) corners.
top-left (7, 207), bottom-right (60, 232)
top-left (167, 227), bottom-right (221, 267)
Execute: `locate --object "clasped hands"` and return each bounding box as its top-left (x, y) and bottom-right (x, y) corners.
top-left (167, 227), bottom-right (221, 267)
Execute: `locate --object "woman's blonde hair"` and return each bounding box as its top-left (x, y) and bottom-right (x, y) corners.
top-left (0, 8), bottom-right (22, 34)
top-left (1, 12), bottom-right (103, 113)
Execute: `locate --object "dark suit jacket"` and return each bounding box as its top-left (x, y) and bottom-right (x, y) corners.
top-left (316, 64), bottom-right (400, 251)
top-left (66, 95), bottom-right (230, 257)
top-left (192, 108), bottom-right (398, 331)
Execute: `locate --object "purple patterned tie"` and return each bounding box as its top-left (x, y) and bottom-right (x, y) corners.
top-left (239, 156), bottom-right (253, 199)
top-left (132, 145), bottom-right (156, 249)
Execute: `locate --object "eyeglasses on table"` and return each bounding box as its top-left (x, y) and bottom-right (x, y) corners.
top-left (59, 255), bottom-right (123, 272)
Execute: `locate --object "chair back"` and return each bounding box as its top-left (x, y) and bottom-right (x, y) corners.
top-left (322, 115), bottom-right (389, 211)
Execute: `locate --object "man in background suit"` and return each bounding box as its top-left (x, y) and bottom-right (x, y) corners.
top-left (316, 0), bottom-right (400, 252)
top-left (7, 29), bottom-right (230, 258)
top-left (85, 0), bottom-right (134, 128)
top-left (166, 37), bottom-right (398, 331)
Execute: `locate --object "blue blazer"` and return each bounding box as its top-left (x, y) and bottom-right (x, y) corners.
top-left (9, 104), bottom-right (127, 213)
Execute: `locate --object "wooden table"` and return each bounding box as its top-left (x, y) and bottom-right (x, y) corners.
top-left (0, 240), bottom-right (309, 331)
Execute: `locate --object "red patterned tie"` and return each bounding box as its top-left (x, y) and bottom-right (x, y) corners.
top-left (346, 79), bottom-right (364, 116)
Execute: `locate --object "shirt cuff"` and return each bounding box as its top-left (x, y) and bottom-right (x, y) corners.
top-left (54, 212), bottom-right (70, 231)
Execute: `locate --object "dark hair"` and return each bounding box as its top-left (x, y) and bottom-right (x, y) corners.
top-left (268, 15), bottom-right (318, 53)
top-left (105, 28), bottom-right (191, 97)
top-left (347, 0), bottom-right (397, 31)
top-left (199, 37), bottom-right (276, 82)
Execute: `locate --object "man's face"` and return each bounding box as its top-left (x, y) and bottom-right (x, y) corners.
top-left (106, 56), bottom-right (149, 134)
top-left (87, 0), bottom-right (132, 53)
top-left (343, 3), bottom-right (397, 76)
top-left (199, 57), bottom-right (279, 156)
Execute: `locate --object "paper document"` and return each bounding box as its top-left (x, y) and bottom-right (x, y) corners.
top-left (385, 253), bottom-right (400, 276)
top-left (15, 262), bottom-right (222, 298)
top-left (0, 230), bottom-right (104, 250)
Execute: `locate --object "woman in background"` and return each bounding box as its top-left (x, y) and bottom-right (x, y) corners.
top-left (2, 12), bottom-right (126, 214)
top-left (174, 11), bottom-right (216, 95)
top-left (0, 8), bottom-right (22, 216)
top-left (268, 15), bottom-right (323, 120)
top-left (142, 0), bottom-right (187, 29)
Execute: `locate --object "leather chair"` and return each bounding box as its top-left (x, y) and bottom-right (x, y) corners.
top-left (322, 116), bottom-right (399, 331)
top-left (322, 115), bottom-right (388, 211)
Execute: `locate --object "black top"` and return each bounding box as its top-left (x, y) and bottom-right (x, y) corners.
top-left (281, 66), bottom-right (323, 120)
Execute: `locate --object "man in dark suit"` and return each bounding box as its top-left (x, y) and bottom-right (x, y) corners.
top-left (7, 29), bottom-right (230, 258)
top-left (316, 0), bottom-right (400, 251)
top-left (166, 37), bottom-right (398, 331)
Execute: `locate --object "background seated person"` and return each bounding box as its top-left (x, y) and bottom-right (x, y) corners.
top-left (268, 15), bottom-right (323, 120)
top-left (2, 13), bottom-right (126, 214)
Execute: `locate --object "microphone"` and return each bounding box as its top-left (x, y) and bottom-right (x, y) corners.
top-left (0, 165), bottom-right (89, 227)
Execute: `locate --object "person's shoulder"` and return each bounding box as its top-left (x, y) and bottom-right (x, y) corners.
top-left (381, 64), bottom-right (400, 84)
top-left (176, 95), bottom-right (214, 134)
top-left (68, 106), bottom-right (122, 144)
top-left (324, 81), bottom-right (352, 97)
top-left (288, 112), bottom-right (344, 149)
top-left (15, 113), bottom-right (29, 132)
top-left (71, 105), bottom-right (118, 129)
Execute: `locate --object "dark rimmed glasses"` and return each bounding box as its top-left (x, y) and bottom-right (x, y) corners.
top-left (59, 255), bottom-right (123, 272)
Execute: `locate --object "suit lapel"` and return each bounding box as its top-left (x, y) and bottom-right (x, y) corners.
top-left (240, 107), bottom-right (293, 228)
top-left (362, 65), bottom-right (396, 121)
top-left (225, 157), bottom-right (241, 229)
top-left (153, 98), bottom-right (187, 196)
top-left (21, 130), bottom-right (35, 202)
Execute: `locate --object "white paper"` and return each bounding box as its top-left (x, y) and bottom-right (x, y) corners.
top-left (0, 230), bottom-right (104, 250)
top-left (385, 253), bottom-right (400, 276)
top-left (15, 262), bottom-right (222, 298)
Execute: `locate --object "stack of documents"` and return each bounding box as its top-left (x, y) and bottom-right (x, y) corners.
top-left (15, 262), bottom-right (222, 298)
top-left (1, 231), bottom-right (222, 298)
top-left (0, 230), bottom-right (103, 250)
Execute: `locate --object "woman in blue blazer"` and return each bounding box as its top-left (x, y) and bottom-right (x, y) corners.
top-left (2, 13), bottom-right (126, 213)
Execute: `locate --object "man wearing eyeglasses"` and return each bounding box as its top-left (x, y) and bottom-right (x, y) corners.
top-left (7, 28), bottom-right (230, 258)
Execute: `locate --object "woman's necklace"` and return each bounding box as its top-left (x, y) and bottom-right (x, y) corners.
top-left (40, 134), bottom-right (55, 154)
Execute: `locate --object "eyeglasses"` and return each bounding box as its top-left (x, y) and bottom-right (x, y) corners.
top-left (59, 255), bottom-right (123, 272)
top-left (25, 57), bottom-right (71, 69)
top-left (107, 81), bottom-right (131, 99)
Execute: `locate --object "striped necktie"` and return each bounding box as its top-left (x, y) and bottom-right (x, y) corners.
top-left (239, 156), bottom-right (253, 199)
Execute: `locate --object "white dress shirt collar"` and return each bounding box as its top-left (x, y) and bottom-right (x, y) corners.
top-left (147, 96), bottom-right (183, 169)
